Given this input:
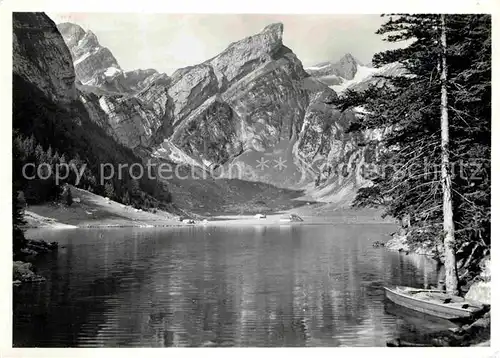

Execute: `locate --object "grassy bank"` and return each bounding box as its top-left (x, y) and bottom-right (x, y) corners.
top-left (24, 185), bottom-right (184, 229)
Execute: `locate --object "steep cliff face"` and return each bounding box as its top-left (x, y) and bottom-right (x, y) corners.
top-left (153, 24), bottom-right (344, 189)
top-left (57, 23), bottom-right (119, 85)
top-left (78, 81), bottom-right (172, 149)
top-left (13, 13), bottom-right (76, 104)
top-left (163, 23), bottom-right (314, 156)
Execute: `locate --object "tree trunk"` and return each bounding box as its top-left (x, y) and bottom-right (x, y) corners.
top-left (440, 14), bottom-right (459, 295)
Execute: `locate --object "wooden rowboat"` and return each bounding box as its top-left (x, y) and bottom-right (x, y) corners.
top-left (384, 286), bottom-right (486, 321)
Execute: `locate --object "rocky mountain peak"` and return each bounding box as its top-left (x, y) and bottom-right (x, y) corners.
top-left (79, 30), bottom-right (100, 50)
top-left (57, 22), bottom-right (121, 87)
top-left (58, 22), bottom-right (170, 95)
top-left (262, 22), bottom-right (284, 38)
top-left (332, 53), bottom-right (361, 80)
top-left (304, 53), bottom-right (364, 85)
top-left (338, 53), bottom-right (357, 63)
top-left (57, 22), bottom-right (86, 48)
top-left (168, 22), bottom-right (290, 94)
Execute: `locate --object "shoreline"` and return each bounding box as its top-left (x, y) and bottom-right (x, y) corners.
top-left (22, 184), bottom-right (397, 231)
top-left (24, 212), bottom-right (398, 231)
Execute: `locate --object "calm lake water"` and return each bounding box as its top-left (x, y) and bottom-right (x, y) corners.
top-left (14, 224), bottom-right (453, 347)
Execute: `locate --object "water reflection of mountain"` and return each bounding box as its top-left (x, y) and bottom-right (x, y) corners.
top-left (14, 225), bottom-right (440, 347)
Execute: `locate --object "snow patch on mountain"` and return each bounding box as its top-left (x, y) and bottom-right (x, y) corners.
top-left (305, 64), bottom-right (330, 71)
top-left (329, 64), bottom-right (378, 92)
top-left (73, 51), bottom-right (92, 66)
top-left (153, 140), bottom-right (207, 170)
top-left (104, 67), bottom-right (122, 77)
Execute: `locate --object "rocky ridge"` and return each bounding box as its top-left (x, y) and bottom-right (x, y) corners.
top-left (58, 21), bottom-right (386, 203)
top-left (57, 22), bottom-right (169, 94)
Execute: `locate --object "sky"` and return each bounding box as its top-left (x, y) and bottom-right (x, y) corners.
top-left (47, 13), bottom-right (404, 76)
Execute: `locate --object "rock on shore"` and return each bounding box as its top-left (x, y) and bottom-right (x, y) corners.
top-left (13, 261), bottom-right (45, 284)
top-left (14, 238), bottom-right (59, 285)
top-left (385, 229), bottom-right (443, 259)
top-left (464, 257), bottom-right (491, 305)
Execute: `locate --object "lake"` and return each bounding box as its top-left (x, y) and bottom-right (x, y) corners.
top-left (14, 224), bottom-right (453, 347)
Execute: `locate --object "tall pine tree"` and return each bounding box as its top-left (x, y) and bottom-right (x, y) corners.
top-left (336, 14), bottom-right (490, 294)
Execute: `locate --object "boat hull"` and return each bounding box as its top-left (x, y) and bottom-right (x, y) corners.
top-left (384, 286), bottom-right (484, 321)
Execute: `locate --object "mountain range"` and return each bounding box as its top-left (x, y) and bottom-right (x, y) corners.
top-left (14, 13), bottom-right (401, 208)
top-left (305, 53), bottom-right (405, 93)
